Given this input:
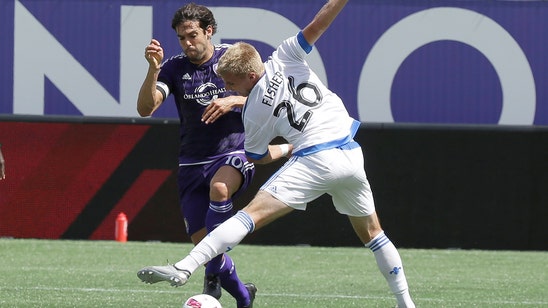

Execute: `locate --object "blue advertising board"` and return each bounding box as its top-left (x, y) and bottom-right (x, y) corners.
top-left (1, 0), bottom-right (547, 125)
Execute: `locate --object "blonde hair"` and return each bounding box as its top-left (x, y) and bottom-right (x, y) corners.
top-left (218, 42), bottom-right (264, 77)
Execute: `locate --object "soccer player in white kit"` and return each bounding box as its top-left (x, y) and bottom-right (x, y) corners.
top-left (137, 1), bottom-right (415, 306)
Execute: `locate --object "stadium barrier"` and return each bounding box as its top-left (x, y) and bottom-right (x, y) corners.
top-left (0, 115), bottom-right (546, 250)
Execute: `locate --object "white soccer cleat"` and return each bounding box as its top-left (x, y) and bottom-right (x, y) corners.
top-left (137, 264), bottom-right (190, 287)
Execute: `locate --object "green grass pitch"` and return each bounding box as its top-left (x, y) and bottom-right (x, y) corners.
top-left (0, 238), bottom-right (546, 307)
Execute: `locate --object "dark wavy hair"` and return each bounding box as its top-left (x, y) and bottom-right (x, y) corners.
top-left (171, 3), bottom-right (217, 34)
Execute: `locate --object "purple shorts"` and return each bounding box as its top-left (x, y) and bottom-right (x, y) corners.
top-left (178, 152), bottom-right (254, 236)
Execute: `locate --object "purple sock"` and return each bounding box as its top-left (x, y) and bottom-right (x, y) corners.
top-left (215, 254), bottom-right (250, 307)
top-left (206, 200), bottom-right (234, 232)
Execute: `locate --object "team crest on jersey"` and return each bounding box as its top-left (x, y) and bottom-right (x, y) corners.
top-left (184, 82), bottom-right (227, 106)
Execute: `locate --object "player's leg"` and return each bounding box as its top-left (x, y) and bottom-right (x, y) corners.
top-left (178, 166), bottom-right (222, 296)
top-left (152, 191), bottom-right (291, 295)
top-left (173, 190), bottom-right (293, 273)
top-left (349, 214), bottom-right (415, 307)
top-left (330, 147), bottom-right (415, 307)
top-left (138, 158), bottom-right (294, 292)
top-left (206, 161), bottom-right (255, 308)
top-left (202, 165), bottom-right (236, 300)
top-left (173, 166), bottom-right (223, 297)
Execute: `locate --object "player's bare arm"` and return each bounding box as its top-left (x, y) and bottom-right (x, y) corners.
top-left (247, 144), bottom-right (293, 165)
top-left (301, 0), bottom-right (348, 46)
top-left (201, 95), bottom-right (247, 124)
top-left (137, 39), bottom-right (165, 117)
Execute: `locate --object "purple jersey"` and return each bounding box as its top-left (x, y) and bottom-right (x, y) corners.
top-left (157, 44), bottom-right (245, 165)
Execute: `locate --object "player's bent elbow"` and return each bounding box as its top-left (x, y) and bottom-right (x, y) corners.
top-left (137, 105), bottom-right (153, 117)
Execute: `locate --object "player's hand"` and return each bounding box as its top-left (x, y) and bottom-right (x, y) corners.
top-left (144, 39), bottom-right (164, 70)
top-left (202, 96), bottom-right (245, 124)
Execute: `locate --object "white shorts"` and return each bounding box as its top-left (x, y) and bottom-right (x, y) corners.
top-left (260, 146), bottom-right (375, 216)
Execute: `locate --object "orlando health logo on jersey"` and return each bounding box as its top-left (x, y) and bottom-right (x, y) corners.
top-left (184, 82), bottom-right (227, 106)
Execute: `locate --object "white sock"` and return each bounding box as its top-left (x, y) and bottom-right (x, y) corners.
top-left (366, 231), bottom-right (415, 308)
top-left (175, 211), bottom-right (254, 274)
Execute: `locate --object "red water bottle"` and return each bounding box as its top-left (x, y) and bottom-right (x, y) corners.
top-left (115, 212), bottom-right (128, 242)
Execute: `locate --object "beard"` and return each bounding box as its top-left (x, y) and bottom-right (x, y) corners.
top-left (185, 46), bottom-right (207, 64)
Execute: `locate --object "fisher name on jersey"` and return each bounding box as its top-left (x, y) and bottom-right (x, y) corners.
top-left (243, 32), bottom-right (359, 160)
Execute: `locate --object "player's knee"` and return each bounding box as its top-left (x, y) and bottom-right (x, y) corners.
top-left (349, 214), bottom-right (383, 243)
top-left (209, 181), bottom-right (230, 200)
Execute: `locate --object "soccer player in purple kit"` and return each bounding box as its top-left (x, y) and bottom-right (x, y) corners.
top-left (136, 3), bottom-right (256, 308)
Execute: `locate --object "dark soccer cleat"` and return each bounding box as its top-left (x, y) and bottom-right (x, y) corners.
top-left (202, 274), bottom-right (222, 299)
top-left (242, 283), bottom-right (257, 308)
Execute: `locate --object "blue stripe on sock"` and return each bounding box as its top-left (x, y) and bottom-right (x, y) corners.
top-left (234, 210), bottom-right (255, 233)
top-left (368, 233), bottom-right (391, 252)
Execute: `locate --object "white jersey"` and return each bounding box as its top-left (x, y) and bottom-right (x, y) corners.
top-left (243, 32), bottom-right (359, 159)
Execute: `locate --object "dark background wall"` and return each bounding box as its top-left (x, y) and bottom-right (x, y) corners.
top-left (1, 117), bottom-right (546, 250)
